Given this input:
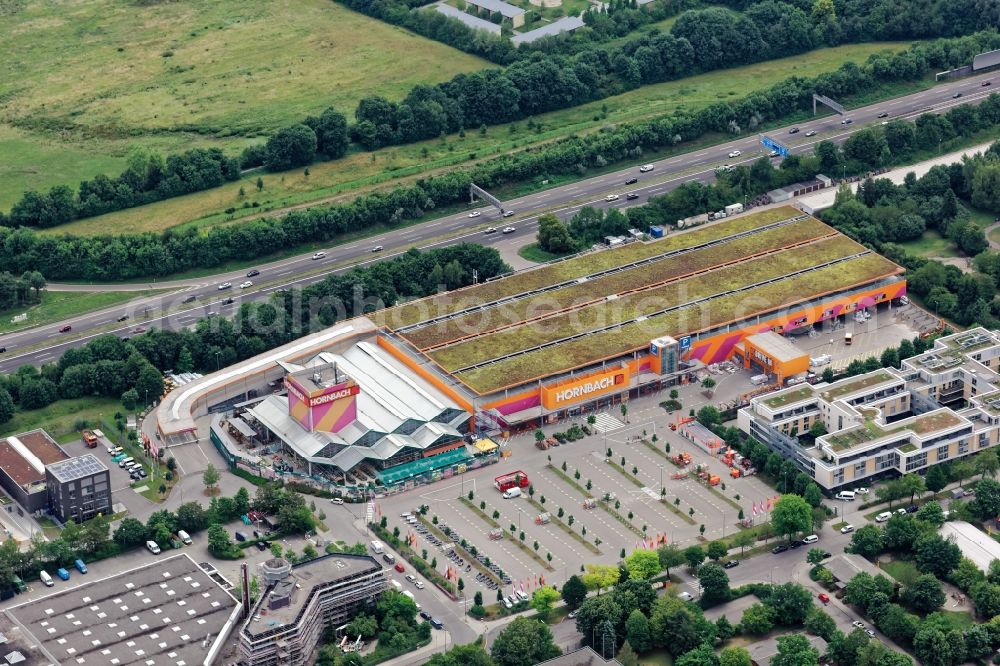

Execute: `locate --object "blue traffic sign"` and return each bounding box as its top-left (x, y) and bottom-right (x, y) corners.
top-left (760, 135), bottom-right (788, 157)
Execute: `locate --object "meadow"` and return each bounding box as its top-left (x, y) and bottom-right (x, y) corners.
top-left (35, 42), bottom-right (914, 237)
top-left (0, 0), bottom-right (487, 209)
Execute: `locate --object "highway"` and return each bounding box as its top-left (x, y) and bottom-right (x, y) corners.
top-left (1, 70), bottom-right (997, 373)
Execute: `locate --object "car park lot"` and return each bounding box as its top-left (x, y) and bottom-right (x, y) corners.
top-left (373, 382), bottom-right (779, 596)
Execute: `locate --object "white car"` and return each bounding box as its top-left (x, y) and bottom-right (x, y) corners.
top-left (852, 621), bottom-right (866, 630)
top-left (503, 210), bottom-right (515, 218)
top-left (371, 245), bottom-right (383, 253)
top-left (468, 211), bottom-right (481, 218)
top-left (855, 487), bottom-right (870, 495)
top-left (840, 524), bottom-right (855, 534)
top-left (484, 227), bottom-right (497, 234)
top-left (217, 282), bottom-right (232, 290)
top-left (728, 150), bottom-right (741, 158)
top-left (405, 574), bottom-right (416, 584)
top-left (605, 194), bottom-right (620, 202)
top-left (502, 226), bottom-right (516, 234)
top-left (312, 251), bottom-right (326, 260)
top-left (239, 280), bottom-right (253, 289)
top-left (805, 130), bottom-right (817, 137)
top-left (415, 581), bottom-right (425, 589)
top-left (639, 164), bottom-right (654, 173)
top-left (768, 150), bottom-right (779, 157)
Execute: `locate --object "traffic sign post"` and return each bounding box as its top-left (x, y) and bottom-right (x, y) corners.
top-left (760, 135), bottom-right (789, 157)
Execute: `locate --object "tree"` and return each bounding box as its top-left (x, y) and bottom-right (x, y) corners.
top-left (536, 214), bottom-right (576, 254)
top-left (913, 626), bottom-right (952, 666)
top-left (719, 647), bottom-right (752, 666)
top-left (844, 573), bottom-right (893, 612)
top-left (765, 583), bottom-right (813, 626)
top-left (916, 501), bottom-right (945, 526)
top-left (731, 530), bottom-right (756, 554)
top-left (971, 478), bottom-right (1000, 520)
top-left (530, 586), bottom-right (560, 619)
top-left (207, 524), bottom-right (238, 558)
top-left (926, 464), bottom-right (948, 493)
top-left (697, 563), bottom-right (731, 605)
top-left (803, 483), bottom-right (823, 508)
top-left (971, 582), bottom-right (1000, 618)
top-left (625, 549), bottom-right (661, 580)
top-left (684, 545), bottom-right (706, 569)
top-left (345, 614), bottom-right (378, 640)
top-left (772, 494), bottom-right (812, 538)
top-left (658, 543), bottom-right (686, 573)
top-left (490, 617), bottom-right (561, 666)
top-left (976, 448), bottom-right (1000, 479)
top-left (715, 616), bottom-right (735, 641)
top-left (202, 463), bottom-right (221, 495)
top-left (772, 635), bottom-right (820, 666)
top-left (176, 501), bottom-right (209, 532)
top-left (696, 406), bottom-right (722, 428)
top-left (804, 607), bottom-right (837, 641)
top-left (113, 517), bottom-right (147, 548)
top-left (582, 564), bottom-right (620, 594)
top-left (915, 534), bottom-right (961, 578)
top-left (562, 575), bottom-right (588, 608)
top-left (706, 540), bottom-right (728, 561)
top-left (265, 124), bottom-right (318, 171)
top-left (625, 609), bottom-right (652, 652)
top-left (674, 644), bottom-right (718, 666)
top-left (740, 602), bottom-right (775, 635)
top-left (121, 388), bottom-right (139, 413)
top-left (806, 548), bottom-right (828, 566)
top-left (849, 525), bottom-right (884, 560)
top-left (903, 574), bottom-right (945, 613)
top-left (0, 388), bottom-right (13, 425)
top-left (899, 473), bottom-right (925, 503)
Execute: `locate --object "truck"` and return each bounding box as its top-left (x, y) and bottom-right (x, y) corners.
top-left (724, 203), bottom-right (744, 216)
top-left (370, 540), bottom-right (384, 555)
top-left (810, 354), bottom-right (831, 367)
top-left (845, 331), bottom-right (853, 345)
top-left (82, 430), bottom-right (98, 448)
top-left (676, 213), bottom-right (709, 229)
top-left (494, 471), bottom-right (529, 493)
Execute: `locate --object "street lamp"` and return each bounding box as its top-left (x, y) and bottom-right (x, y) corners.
top-left (215, 350), bottom-right (221, 372)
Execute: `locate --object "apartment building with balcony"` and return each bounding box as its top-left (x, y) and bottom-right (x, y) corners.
top-left (738, 328), bottom-right (1000, 490)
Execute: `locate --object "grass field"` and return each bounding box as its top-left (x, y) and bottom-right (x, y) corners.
top-left (881, 558), bottom-right (920, 586)
top-left (0, 289), bottom-right (165, 335)
top-left (39, 42), bottom-right (913, 237)
top-left (0, 0), bottom-right (487, 210)
top-left (898, 230), bottom-right (960, 258)
top-left (0, 396), bottom-right (122, 440)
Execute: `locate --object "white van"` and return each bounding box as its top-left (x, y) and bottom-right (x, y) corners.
top-left (370, 540), bottom-right (384, 555)
top-left (802, 534), bottom-right (819, 544)
top-left (677, 591), bottom-right (694, 602)
top-left (502, 487), bottom-right (522, 499)
top-left (118, 456), bottom-right (134, 468)
top-left (402, 590), bottom-right (422, 610)
top-left (835, 490), bottom-right (856, 501)
top-left (39, 571), bottom-right (54, 587)
top-left (146, 540), bottom-right (161, 554)
top-left (177, 530), bottom-right (192, 545)
top-left (391, 580), bottom-right (403, 592)
top-left (875, 512), bottom-right (892, 523)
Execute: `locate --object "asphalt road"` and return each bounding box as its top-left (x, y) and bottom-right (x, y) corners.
top-left (2, 71), bottom-right (997, 372)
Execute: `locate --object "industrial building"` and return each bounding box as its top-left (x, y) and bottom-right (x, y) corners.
top-left (237, 554), bottom-right (386, 666)
top-left (739, 328), bottom-right (1000, 490)
top-left (6, 553), bottom-right (240, 666)
top-left (0, 430), bottom-right (70, 514)
top-left (158, 206), bottom-right (906, 490)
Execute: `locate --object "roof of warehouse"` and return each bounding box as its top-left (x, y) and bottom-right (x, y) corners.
top-left (0, 430), bottom-right (68, 488)
top-left (745, 331), bottom-right (808, 364)
top-left (6, 553), bottom-right (237, 666)
top-left (381, 208), bottom-right (901, 394)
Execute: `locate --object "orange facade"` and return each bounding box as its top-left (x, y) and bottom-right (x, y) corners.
top-left (540, 366), bottom-right (631, 410)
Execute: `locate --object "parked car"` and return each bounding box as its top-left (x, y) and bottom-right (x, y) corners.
top-left (56, 568), bottom-right (70, 581)
top-left (405, 574), bottom-right (416, 584)
top-left (331, 497), bottom-right (344, 505)
top-left (420, 611), bottom-right (432, 621)
top-left (855, 487), bottom-right (870, 495)
top-left (74, 559), bottom-right (88, 574)
top-left (852, 621), bottom-right (866, 630)
top-left (568, 610), bottom-right (579, 618)
top-left (146, 540), bottom-right (161, 555)
top-left (789, 540), bottom-right (805, 549)
top-left (771, 544), bottom-right (788, 554)
top-left (255, 541), bottom-right (268, 551)
top-left (723, 560), bottom-right (739, 569)
top-left (818, 593), bottom-right (830, 603)
top-left (414, 581), bottom-right (425, 589)
top-left (840, 524), bottom-right (855, 534)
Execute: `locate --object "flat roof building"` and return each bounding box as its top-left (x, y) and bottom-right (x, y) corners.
top-left (434, 3), bottom-right (502, 33)
top-left (45, 454), bottom-right (112, 524)
top-left (512, 16), bottom-right (585, 44)
top-left (0, 430), bottom-right (69, 514)
top-left (940, 521), bottom-right (1000, 571)
top-left (6, 553), bottom-right (240, 666)
top-left (734, 331), bottom-right (810, 383)
top-left (238, 554), bottom-right (386, 666)
top-left (463, 0), bottom-right (525, 27)
top-left (740, 327), bottom-right (1000, 490)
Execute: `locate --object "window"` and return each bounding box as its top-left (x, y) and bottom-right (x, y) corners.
top-left (906, 452), bottom-right (928, 471)
top-left (936, 444), bottom-right (950, 462)
top-left (854, 461), bottom-right (867, 476)
top-left (958, 440), bottom-right (969, 455)
top-left (833, 469), bottom-right (845, 484)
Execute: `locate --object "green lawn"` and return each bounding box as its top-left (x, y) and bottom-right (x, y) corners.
top-left (929, 610), bottom-right (975, 630)
top-left (638, 648), bottom-right (675, 666)
top-left (517, 243), bottom-right (573, 264)
top-left (898, 230), bottom-right (960, 258)
top-left (43, 42), bottom-right (914, 238)
top-left (0, 397), bottom-right (123, 439)
top-left (0, 289), bottom-right (165, 335)
top-left (0, 0), bottom-right (487, 210)
top-left (881, 559), bottom-right (920, 587)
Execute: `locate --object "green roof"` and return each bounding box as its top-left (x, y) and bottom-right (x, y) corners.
top-left (762, 385), bottom-right (815, 409)
top-left (821, 372), bottom-right (896, 402)
top-left (826, 410), bottom-right (964, 452)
